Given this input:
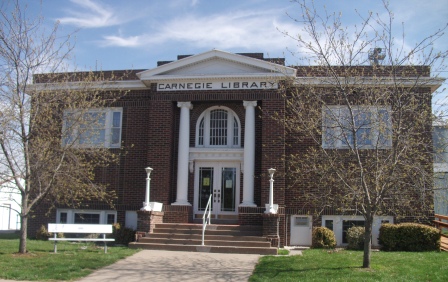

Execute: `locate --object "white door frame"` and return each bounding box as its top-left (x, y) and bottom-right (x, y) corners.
top-left (193, 160), bottom-right (240, 216)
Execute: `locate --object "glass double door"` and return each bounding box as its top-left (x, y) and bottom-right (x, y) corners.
top-left (195, 161), bottom-right (240, 216)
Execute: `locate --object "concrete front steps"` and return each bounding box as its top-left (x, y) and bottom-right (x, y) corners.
top-left (129, 223), bottom-right (277, 255)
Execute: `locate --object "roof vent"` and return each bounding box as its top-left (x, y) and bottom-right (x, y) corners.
top-left (368, 48), bottom-right (386, 65)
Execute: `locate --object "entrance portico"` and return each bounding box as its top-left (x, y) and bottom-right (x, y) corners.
top-left (136, 50), bottom-right (297, 218)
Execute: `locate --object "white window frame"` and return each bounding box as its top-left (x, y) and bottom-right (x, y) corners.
top-left (322, 106), bottom-right (392, 149)
top-left (321, 215), bottom-right (393, 247)
top-left (62, 108), bottom-right (123, 148)
top-left (195, 106), bottom-right (241, 148)
top-left (56, 209), bottom-right (117, 225)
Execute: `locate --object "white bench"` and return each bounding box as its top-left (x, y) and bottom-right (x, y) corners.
top-left (48, 224), bottom-right (115, 253)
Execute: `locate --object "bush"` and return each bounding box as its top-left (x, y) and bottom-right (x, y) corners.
top-left (312, 227), bottom-right (336, 248)
top-left (379, 223), bottom-right (440, 251)
top-left (112, 223), bottom-right (136, 245)
top-left (378, 223), bottom-right (399, 251)
top-left (36, 225), bottom-right (50, 240)
top-left (347, 226), bottom-right (365, 250)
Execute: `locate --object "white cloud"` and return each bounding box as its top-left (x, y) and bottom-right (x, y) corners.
top-left (58, 0), bottom-right (122, 28)
top-left (102, 35), bottom-right (143, 47)
top-left (99, 9), bottom-right (298, 53)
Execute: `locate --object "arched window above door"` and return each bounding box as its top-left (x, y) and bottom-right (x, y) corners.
top-left (196, 106), bottom-right (241, 148)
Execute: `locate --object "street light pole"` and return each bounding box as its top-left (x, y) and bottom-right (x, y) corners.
top-left (267, 168), bottom-right (277, 214)
top-left (142, 167), bottom-right (153, 211)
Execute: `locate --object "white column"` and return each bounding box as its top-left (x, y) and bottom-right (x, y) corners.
top-left (173, 102), bottom-right (192, 206)
top-left (240, 100), bottom-right (257, 207)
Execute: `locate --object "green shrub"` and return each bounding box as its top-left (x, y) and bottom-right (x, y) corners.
top-left (312, 227), bottom-right (336, 248)
top-left (112, 223), bottom-right (136, 246)
top-left (36, 225), bottom-right (50, 240)
top-left (347, 226), bottom-right (365, 250)
top-left (378, 223), bottom-right (399, 251)
top-left (379, 223), bottom-right (440, 251)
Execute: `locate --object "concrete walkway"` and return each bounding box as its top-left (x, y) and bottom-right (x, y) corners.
top-left (0, 249), bottom-right (302, 282)
top-left (76, 250), bottom-right (261, 282)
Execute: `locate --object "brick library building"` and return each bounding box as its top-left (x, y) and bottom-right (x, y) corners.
top-left (29, 50), bottom-right (440, 252)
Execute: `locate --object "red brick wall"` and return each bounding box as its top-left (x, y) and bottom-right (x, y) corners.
top-left (28, 62), bottom-right (434, 247)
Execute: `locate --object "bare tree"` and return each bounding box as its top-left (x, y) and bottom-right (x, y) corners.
top-left (279, 0), bottom-right (447, 268)
top-left (0, 0), bottom-right (128, 253)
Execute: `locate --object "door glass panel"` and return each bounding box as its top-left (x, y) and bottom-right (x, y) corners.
top-left (198, 167), bottom-right (213, 211)
top-left (221, 168), bottom-right (236, 212)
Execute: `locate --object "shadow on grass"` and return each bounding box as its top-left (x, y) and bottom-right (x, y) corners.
top-left (0, 231), bottom-right (20, 240)
top-left (253, 260), bottom-right (364, 280)
top-left (256, 265), bottom-right (362, 274)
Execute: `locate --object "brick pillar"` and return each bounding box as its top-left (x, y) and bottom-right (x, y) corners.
top-left (137, 210), bottom-right (164, 238)
top-left (263, 213), bottom-right (280, 248)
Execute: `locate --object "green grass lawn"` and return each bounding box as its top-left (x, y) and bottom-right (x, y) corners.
top-left (0, 234), bottom-right (139, 281)
top-left (250, 249), bottom-right (448, 282)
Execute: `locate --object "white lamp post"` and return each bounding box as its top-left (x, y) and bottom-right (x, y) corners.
top-left (142, 167), bottom-right (153, 211)
top-left (266, 168), bottom-right (278, 214)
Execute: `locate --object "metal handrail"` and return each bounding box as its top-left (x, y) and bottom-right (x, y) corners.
top-left (202, 194), bottom-right (212, 246)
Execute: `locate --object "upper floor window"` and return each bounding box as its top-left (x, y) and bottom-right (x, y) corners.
top-left (322, 106), bottom-right (392, 149)
top-left (196, 107), bottom-right (241, 148)
top-left (62, 108), bottom-right (122, 148)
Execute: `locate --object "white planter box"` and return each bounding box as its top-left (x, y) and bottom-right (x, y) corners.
top-left (265, 204), bottom-right (279, 214)
top-left (141, 202), bottom-right (163, 212)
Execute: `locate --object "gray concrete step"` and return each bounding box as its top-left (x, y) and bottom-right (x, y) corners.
top-left (138, 237), bottom-right (271, 247)
top-left (148, 233), bottom-right (267, 242)
top-left (129, 242), bottom-right (277, 255)
top-left (133, 223), bottom-right (276, 255)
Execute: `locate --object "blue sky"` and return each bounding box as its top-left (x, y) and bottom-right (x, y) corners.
top-left (24, 0), bottom-right (447, 73)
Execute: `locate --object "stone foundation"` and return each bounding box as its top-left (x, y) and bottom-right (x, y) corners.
top-left (263, 213), bottom-right (280, 248)
top-left (137, 210), bottom-right (164, 235)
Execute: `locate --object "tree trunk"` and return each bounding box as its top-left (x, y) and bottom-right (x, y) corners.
top-left (19, 193), bottom-right (28, 254)
top-left (19, 214), bottom-right (27, 253)
top-left (363, 218), bottom-right (373, 268)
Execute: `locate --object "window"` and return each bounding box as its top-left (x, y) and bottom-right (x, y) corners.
top-left (325, 220), bottom-right (334, 231)
top-left (322, 106), bottom-right (392, 149)
top-left (59, 212), bottom-right (67, 223)
top-left (62, 108), bottom-right (122, 148)
top-left (107, 214), bottom-right (116, 225)
top-left (74, 213), bottom-right (100, 224)
top-left (57, 209), bottom-right (117, 224)
top-left (342, 220), bottom-right (364, 243)
top-left (196, 107), bottom-right (241, 147)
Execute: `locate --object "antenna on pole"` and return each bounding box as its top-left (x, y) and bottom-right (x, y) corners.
top-left (368, 48), bottom-right (386, 65)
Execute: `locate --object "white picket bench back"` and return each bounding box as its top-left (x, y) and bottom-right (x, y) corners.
top-left (48, 224), bottom-right (113, 234)
top-left (48, 223), bottom-right (114, 253)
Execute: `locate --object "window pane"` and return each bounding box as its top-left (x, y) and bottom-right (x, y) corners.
top-left (342, 220), bottom-right (364, 243)
top-left (59, 212), bottom-right (67, 224)
top-left (323, 106), bottom-right (391, 149)
top-left (233, 117), bottom-right (239, 145)
top-left (357, 128), bottom-right (372, 146)
top-left (198, 168), bottom-right (213, 211)
top-left (111, 128), bottom-right (120, 145)
top-left (74, 213), bottom-right (100, 224)
top-left (325, 220), bottom-right (333, 231)
top-left (79, 112), bottom-right (106, 145)
top-left (378, 109), bottom-right (392, 146)
top-left (198, 118), bottom-right (204, 146)
top-left (107, 214), bottom-right (115, 224)
top-left (323, 109), bottom-right (338, 147)
top-left (221, 168), bottom-right (236, 211)
top-left (209, 110), bottom-right (227, 146)
top-left (112, 112), bottom-right (121, 127)
top-left (62, 113), bottom-right (76, 145)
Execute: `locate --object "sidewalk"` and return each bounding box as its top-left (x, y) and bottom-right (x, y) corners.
top-left (0, 249), bottom-right (302, 282)
top-left (76, 250), bottom-right (261, 282)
